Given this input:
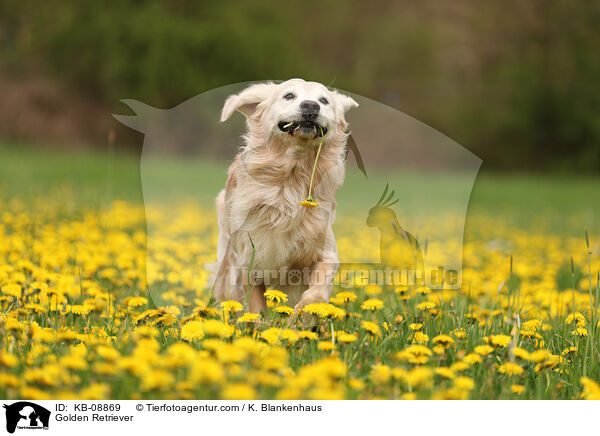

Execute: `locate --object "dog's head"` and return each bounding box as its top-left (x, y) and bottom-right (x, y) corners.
top-left (220, 79), bottom-right (358, 144)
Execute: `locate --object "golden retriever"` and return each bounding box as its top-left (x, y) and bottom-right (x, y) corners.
top-left (212, 78), bottom-right (358, 314)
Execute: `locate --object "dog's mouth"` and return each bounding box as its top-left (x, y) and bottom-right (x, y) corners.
top-left (278, 121), bottom-right (328, 138)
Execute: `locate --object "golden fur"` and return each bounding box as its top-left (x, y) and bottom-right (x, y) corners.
top-left (212, 79), bottom-right (358, 313)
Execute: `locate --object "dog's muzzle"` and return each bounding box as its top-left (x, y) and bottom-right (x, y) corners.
top-left (278, 121), bottom-right (328, 138)
top-left (278, 99), bottom-right (328, 138)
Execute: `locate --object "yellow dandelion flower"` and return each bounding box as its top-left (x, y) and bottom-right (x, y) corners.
top-left (527, 349), bottom-right (551, 363)
top-left (264, 289), bottom-right (288, 304)
top-left (60, 355), bottom-right (88, 370)
top-left (513, 347), bottom-right (530, 360)
top-left (534, 355), bottom-right (562, 372)
top-left (394, 286), bottom-right (410, 296)
top-left (126, 296), bottom-right (148, 308)
top-left (70, 304), bottom-right (92, 315)
top-left (405, 367), bottom-right (433, 388)
top-left (303, 303), bottom-right (345, 319)
top-left (348, 378), bottom-right (365, 390)
top-left (365, 284), bottom-right (383, 295)
top-left (261, 328), bottom-right (283, 345)
top-left (453, 376), bottom-right (475, 391)
top-left (522, 319), bottom-right (542, 331)
top-left (411, 331), bottom-right (429, 344)
top-left (451, 361), bottom-right (471, 372)
top-left (370, 364), bottom-right (392, 384)
top-left (281, 329), bottom-right (299, 344)
top-left (397, 344), bottom-right (432, 364)
top-left (451, 328), bottom-right (467, 339)
top-left (80, 383), bottom-right (110, 400)
top-left (20, 387), bottom-right (52, 401)
top-left (416, 286), bottom-right (431, 296)
top-left (435, 367), bottom-right (456, 379)
top-left (474, 345), bottom-right (494, 355)
top-left (432, 334), bottom-right (455, 348)
top-left (433, 344), bottom-right (445, 355)
top-left (490, 334), bottom-right (512, 348)
top-left (361, 321), bottom-right (381, 336)
top-left (520, 329), bottom-right (542, 339)
top-left (335, 291), bottom-right (357, 303)
top-left (237, 312), bottom-right (261, 323)
top-left (221, 383), bottom-right (257, 400)
top-left (463, 353), bottom-right (483, 365)
top-left (0, 352), bottom-right (18, 367)
top-left (511, 384), bottom-right (525, 395)
top-left (274, 305), bottom-right (294, 316)
top-left (140, 370), bottom-right (175, 392)
top-left (360, 298), bottom-right (384, 311)
top-left (337, 332), bottom-right (358, 343)
top-left (188, 358), bottom-right (225, 385)
top-left (299, 198), bottom-right (319, 208)
top-left (498, 362), bottom-right (524, 375)
top-left (202, 319), bottom-right (235, 338)
top-left (0, 374), bottom-right (20, 388)
top-left (317, 341), bottom-right (336, 351)
top-left (581, 377), bottom-right (600, 400)
top-left (220, 300), bottom-right (243, 313)
top-left (565, 312), bottom-right (586, 325)
top-left (416, 301), bottom-right (436, 311)
top-left (2, 283), bottom-right (21, 298)
top-left (180, 320), bottom-right (204, 341)
top-left (298, 330), bottom-right (318, 340)
top-left (572, 327), bottom-right (588, 337)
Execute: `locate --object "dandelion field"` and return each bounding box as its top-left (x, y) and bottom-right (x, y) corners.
top-left (2, 145), bottom-right (600, 400)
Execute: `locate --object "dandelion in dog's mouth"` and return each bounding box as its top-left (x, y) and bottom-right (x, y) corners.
top-left (299, 127), bottom-right (325, 208)
top-left (278, 121), bottom-right (328, 138)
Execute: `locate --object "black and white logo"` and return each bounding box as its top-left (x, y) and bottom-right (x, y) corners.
top-left (3, 402), bottom-right (50, 434)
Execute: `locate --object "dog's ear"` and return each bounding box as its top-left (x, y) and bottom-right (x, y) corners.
top-left (334, 92), bottom-right (359, 114)
top-left (220, 83), bottom-right (275, 122)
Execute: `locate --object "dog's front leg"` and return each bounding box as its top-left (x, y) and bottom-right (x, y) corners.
top-left (214, 252), bottom-right (267, 314)
top-left (294, 226), bottom-right (339, 311)
top-left (212, 249), bottom-right (244, 303)
top-left (247, 283), bottom-right (267, 314)
top-left (294, 258), bottom-right (338, 310)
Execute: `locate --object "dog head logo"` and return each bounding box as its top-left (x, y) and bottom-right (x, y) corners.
top-left (3, 402), bottom-right (50, 433)
top-left (114, 80), bottom-right (481, 303)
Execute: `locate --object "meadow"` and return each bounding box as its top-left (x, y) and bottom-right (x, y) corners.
top-left (1, 143), bottom-right (600, 400)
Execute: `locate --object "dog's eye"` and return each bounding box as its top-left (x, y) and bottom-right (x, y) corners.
top-left (319, 97), bottom-right (329, 105)
top-left (283, 92), bottom-right (295, 100)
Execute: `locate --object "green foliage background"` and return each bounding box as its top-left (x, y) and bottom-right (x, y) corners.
top-left (1, 0), bottom-right (599, 171)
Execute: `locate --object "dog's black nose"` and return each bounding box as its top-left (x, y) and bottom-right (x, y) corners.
top-left (300, 100), bottom-right (320, 120)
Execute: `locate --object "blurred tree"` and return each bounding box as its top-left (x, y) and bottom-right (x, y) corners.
top-left (0, 0), bottom-right (598, 171)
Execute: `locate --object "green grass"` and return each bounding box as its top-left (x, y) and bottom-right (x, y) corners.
top-left (2, 141), bottom-right (600, 400)
top-left (2, 141), bottom-right (599, 233)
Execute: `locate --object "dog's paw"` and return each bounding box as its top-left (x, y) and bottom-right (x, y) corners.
top-left (286, 288), bottom-right (329, 328)
top-left (294, 287), bottom-right (330, 311)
